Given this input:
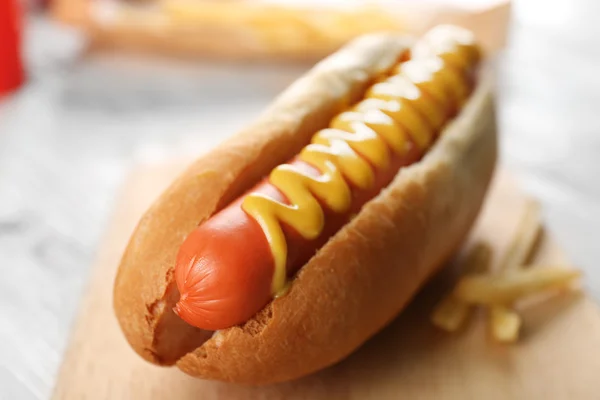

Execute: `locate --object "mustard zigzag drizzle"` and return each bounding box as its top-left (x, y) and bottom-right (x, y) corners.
top-left (242, 26), bottom-right (481, 295)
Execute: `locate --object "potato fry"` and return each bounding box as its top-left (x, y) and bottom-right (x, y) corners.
top-left (431, 295), bottom-right (471, 332)
top-left (487, 200), bottom-right (542, 341)
top-left (499, 200), bottom-right (542, 272)
top-left (431, 199), bottom-right (582, 343)
top-left (490, 304), bottom-right (521, 343)
top-left (430, 242), bottom-right (492, 332)
top-left (454, 267), bottom-right (582, 305)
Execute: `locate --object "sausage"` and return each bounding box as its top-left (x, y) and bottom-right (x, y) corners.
top-left (174, 146), bottom-right (423, 330)
top-left (173, 28), bottom-right (481, 331)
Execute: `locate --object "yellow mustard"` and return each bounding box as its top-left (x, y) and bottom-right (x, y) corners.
top-left (242, 26), bottom-right (480, 295)
top-left (411, 24), bottom-right (481, 71)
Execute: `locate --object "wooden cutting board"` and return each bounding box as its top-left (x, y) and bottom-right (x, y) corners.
top-left (52, 166), bottom-right (600, 400)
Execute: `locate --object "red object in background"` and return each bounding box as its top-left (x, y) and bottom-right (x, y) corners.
top-left (0, 0), bottom-right (25, 96)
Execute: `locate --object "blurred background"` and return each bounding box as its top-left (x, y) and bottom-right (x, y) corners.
top-left (1, 0), bottom-right (599, 398)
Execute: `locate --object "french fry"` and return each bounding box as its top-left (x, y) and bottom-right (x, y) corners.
top-left (487, 199), bottom-right (542, 340)
top-left (490, 304), bottom-right (521, 343)
top-left (498, 200), bottom-right (542, 272)
top-left (431, 296), bottom-right (471, 332)
top-left (432, 199), bottom-right (582, 343)
top-left (430, 242), bottom-right (492, 332)
top-left (454, 267), bottom-right (582, 305)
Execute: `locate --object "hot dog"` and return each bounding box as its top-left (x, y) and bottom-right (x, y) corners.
top-left (114, 25), bottom-right (497, 384)
top-left (173, 34), bottom-right (479, 331)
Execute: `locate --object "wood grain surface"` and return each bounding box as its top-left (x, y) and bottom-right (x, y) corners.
top-left (51, 166), bottom-right (600, 400)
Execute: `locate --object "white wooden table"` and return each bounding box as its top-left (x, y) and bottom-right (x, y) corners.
top-left (1, 1), bottom-right (599, 398)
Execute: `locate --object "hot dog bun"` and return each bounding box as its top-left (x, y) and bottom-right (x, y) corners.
top-left (113, 32), bottom-right (496, 384)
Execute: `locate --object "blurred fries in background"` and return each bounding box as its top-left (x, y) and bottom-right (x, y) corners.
top-left (50, 0), bottom-right (510, 61)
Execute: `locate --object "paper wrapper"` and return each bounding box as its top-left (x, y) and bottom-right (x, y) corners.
top-left (51, 0), bottom-right (510, 61)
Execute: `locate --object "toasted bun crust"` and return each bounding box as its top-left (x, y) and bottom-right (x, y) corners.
top-left (114, 33), bottom-right (497, 384)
